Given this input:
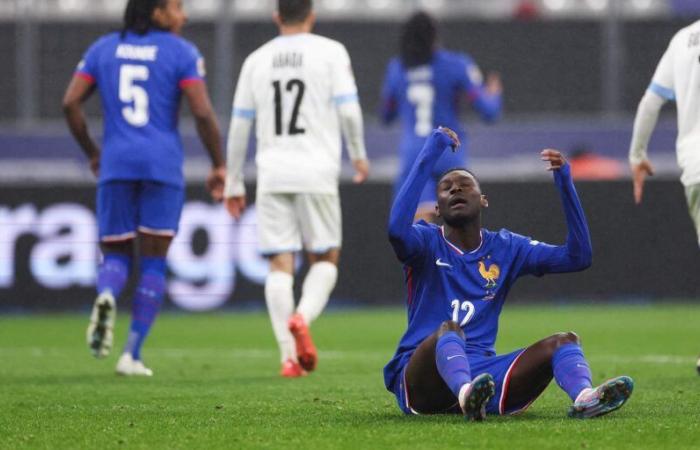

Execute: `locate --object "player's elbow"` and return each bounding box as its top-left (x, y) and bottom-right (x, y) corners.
top-left (61, 97), bottom-right (79, 117)
top-left (573, 249), bottom-right (592, 271)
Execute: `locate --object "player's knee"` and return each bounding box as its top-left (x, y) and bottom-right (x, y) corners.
top-left (437, 320), bottom-right (464, 339)
top-left (551, 331), bottom-right (580, 348)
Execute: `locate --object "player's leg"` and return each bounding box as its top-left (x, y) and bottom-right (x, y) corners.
top-left (115, 181), bottom-right (182, 376)
top-left (683, 184), bottom-right (700, 375)
top-left (88, 181), bottom-right (137, 358)
top-left (257, 193), bottom-right (304, 377)
top-left (404, 321), bottom-right (494, 420)
top-left (292, 194), bottom-right (342, 372)
top-left (504, 332), bottom-right (633, 418)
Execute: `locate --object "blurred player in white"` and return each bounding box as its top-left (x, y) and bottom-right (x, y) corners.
top-left (628, 19), bottom-right (700, 375)
top-left (224, 0), bottom-right (369, 377)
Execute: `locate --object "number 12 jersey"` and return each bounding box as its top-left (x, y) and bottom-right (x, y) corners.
top-left (231, 33), bottom-right (360, 194)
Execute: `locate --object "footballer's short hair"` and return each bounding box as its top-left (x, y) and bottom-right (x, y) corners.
top-left (122, 0), bottom-right (167, 36)
top-left (278, 0), bottom-right (313, 24)
top-left (400, 11), bottom-right (437, 68)
top-left (437, 167), bottom-right (481, 191)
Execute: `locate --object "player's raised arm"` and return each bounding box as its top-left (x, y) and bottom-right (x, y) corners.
top-left (388, 128), bottom-right (459, 262)
top-left (519, 150), bottom-right (592, 275)
top-left (182, 81), bottom-right (226, 201)
top-left (62, 73), bottom-right (100, 177)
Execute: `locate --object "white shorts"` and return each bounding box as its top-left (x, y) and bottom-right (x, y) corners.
top-left (256, 192), bottom-right (342, 255)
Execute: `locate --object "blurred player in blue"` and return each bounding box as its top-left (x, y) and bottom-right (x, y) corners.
top-left (385, 127), bottom-right (633, 420)
top-left (381, 11), bottom-right (502, 222)
top-left (62, 0), bottom-right (225, 376)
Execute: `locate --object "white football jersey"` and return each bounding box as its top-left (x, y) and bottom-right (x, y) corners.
top-left (650, 19), bottom-right (700, 186)
top-left (232, 33), bottom-right (359, 194)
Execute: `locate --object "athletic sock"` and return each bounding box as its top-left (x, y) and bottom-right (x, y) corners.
top-left (552, 343), bottom-right (593, 402)
top-left (435, 331), bottom-right (472, 398)
top-left (297, 262), bottom-right (338, 324)
top-left (123, 256), bottom-right (166, 361)
top-left (265, 271), bottom-right (296, 363)
top-left (96, 253), bottom-right (131, 298)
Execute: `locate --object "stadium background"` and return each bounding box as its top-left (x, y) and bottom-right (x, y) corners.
top-left (1, 0), bottom-right (699, 311)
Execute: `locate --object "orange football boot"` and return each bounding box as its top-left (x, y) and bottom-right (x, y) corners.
top-left (280, 358), bottom-right (307, 378)
top-left (288, 313), bottom-right (318, 372)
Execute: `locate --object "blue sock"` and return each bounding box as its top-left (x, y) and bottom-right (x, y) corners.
top-left (552, 343), bottom-right (593, 401)
top-left (435, 332), bottom-right (472, 398)
top-left (124, 256), bottom-right (166, 361)
top-left (97, 253), bottom-right (131, 298)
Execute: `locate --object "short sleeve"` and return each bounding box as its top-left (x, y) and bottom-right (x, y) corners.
top-left (75, 42), bottom-right (100, 84)
top-left (178, 42), bottom-right (205, 89)
top-left (331, 44), bottom-right (359, 105)
top-left (649, 41), bottom-right (675, 100)
top-left (231, 56), bottom-right (256, 119)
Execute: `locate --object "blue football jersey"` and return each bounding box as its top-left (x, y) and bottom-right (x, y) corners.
top-left (380, 49), bottom-right (501, 167)
top-left (384, 130), bottom-right (592, 392)
top-left (76, 30), bottom-right (205, 187)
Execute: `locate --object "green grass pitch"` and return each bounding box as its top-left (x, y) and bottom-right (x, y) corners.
top-left (1, 305), bottom-right (699, 449)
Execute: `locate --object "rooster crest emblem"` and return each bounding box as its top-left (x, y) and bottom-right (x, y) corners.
top-left (478, 261), bottom-right (500, 289)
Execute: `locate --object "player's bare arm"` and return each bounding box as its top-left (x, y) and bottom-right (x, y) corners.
top-left (182, 81), bottom-right (226, 201)
top-left (352, 159), bottom-right (370, 184)
top-left (62, 75), bottom-right (100, 177)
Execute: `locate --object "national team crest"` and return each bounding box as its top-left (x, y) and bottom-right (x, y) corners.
top-left (478, 260), bottom-right (500, 289)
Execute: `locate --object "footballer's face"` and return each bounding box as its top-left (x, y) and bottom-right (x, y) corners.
top-left (436, 170), bottom-right (487, 227)
top-left (153, 0), bottom-right (187, 35)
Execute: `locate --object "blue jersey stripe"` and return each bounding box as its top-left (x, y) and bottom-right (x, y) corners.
top-left (648, 82), bottom-right (675, 101)
top-left (333, 93), bottom-right (359, 105)
top-left (232, 108), bottom-right (256, 119)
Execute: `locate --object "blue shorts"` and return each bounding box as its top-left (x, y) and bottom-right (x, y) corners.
top-left (97, 180), bottom-right (185, 242)
top-left (392, 348), bottom-right (536, 416)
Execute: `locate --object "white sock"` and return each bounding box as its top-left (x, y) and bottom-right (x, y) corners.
top-left (296, 262), bottom-right (338, 324)
top-left (265, 271), bottom-right (296, 363)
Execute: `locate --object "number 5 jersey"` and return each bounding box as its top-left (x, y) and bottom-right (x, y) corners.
top-left (75, 30), bottom-right (205, 187)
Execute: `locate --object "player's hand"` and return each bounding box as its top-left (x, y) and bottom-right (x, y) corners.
top-left (225, 196), bottom-right (246, 220)
top-left (541, 149), bottom-right (566, 171)
top-left (435, 126), bottom-right (461, 152)
top-left (89, 153), bottom-right (100, 177)
top-left (631, 159), bottom-right (654, 205)
top-left (485, 72), bottom-right (503, 96)
top-left (352, 159), bottom-right (370, 184)
top-left (206, 166), bottom-right (226, 202)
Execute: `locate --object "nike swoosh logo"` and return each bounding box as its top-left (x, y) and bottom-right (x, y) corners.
top-left (436, 258), bottom-right (452, 268)
top-left (446, 355), bottom-right (466, 361)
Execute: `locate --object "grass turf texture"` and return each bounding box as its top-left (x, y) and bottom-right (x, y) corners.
top-left (1, 305), bottom-right (698, 449)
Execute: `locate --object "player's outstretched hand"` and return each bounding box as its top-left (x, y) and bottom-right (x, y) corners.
top-left (225, 196), bottom-right (246, 220)
top-left (206, 166), bottom-right (226, 202)
top-left (485, 72), bottom-right (503, 96)
top-left (541, 149), bottom-right (566, 171)
top-left (631, 159), bottom-right (654, 205)
top-left (434, 126), bottom-right (460, 152)
top-left (352, 159), bottom-right (370, 184)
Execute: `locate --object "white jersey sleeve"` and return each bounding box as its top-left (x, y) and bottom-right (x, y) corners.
top-left (647, 21), bottom-right (700, 186)
top-left (331, 45), bottom-right (359, 102)
top-left (649, 44), bottom-right (675, 101)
